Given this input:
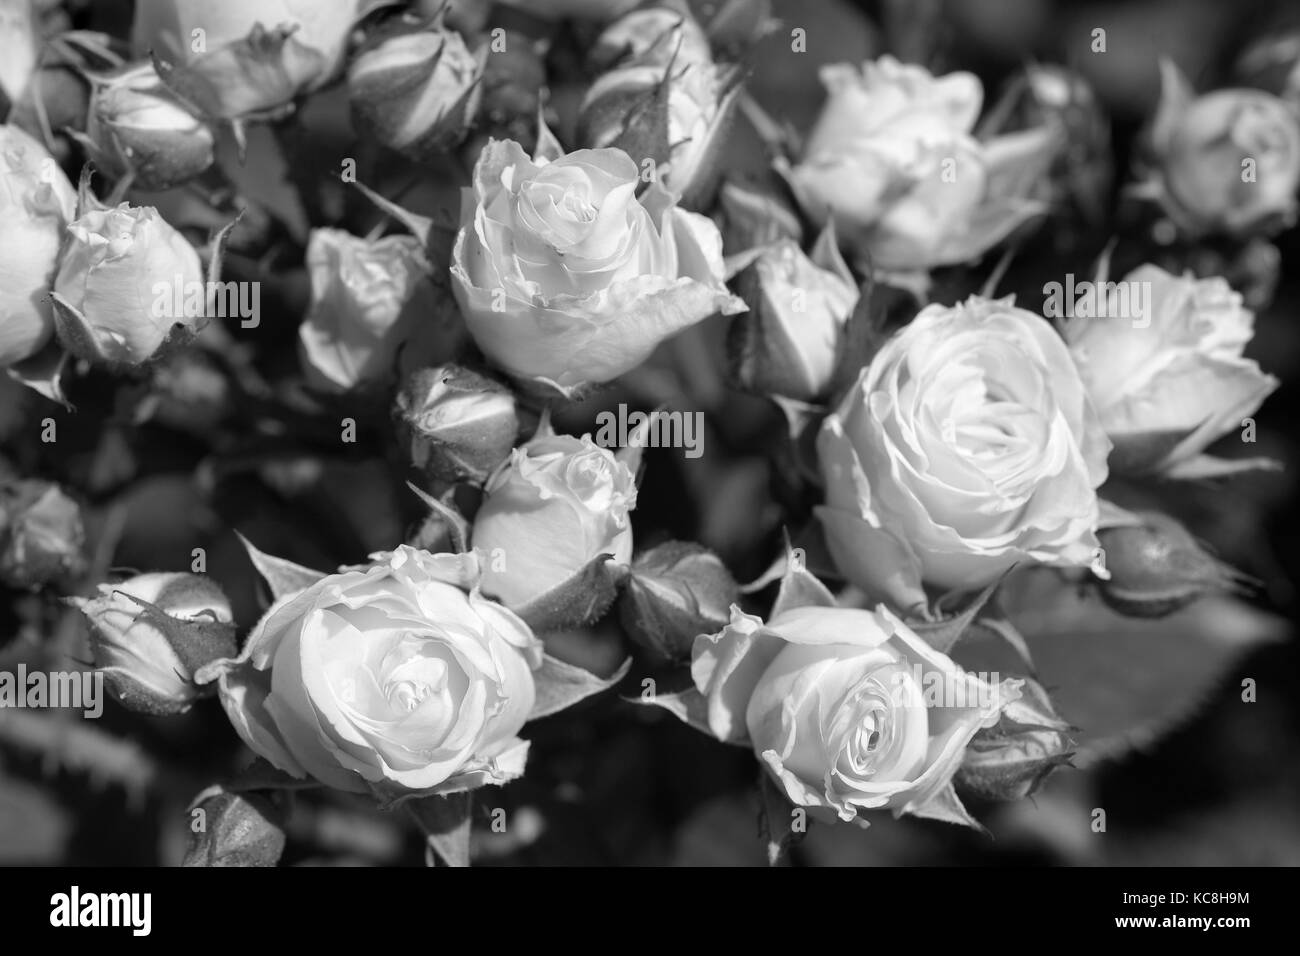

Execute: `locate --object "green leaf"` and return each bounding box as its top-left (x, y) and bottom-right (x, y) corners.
top-left (408, 792), bottom-right (472, 868)
top-left (236, 532), bottom-right (326, 601)
top-left (529, 653), bottom-right (631, 721)
top-left (953, 568), bottom-right (1287, 767)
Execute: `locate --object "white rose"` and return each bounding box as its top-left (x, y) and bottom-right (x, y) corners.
top-left (817, 296), bottom-right (1110, 612)
top-left (451, 139), bottom-right (744, 394)
top-left (1063, 264), bottom-right (1278, 477)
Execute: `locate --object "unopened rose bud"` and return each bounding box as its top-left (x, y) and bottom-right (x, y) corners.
top-left (184, 788), bottom-right (286, 867)
top-left (396, 364), bottom-right (518, 484)
top-left (1097, 512), bottom-right (1249, 618)
top-left (579, 60), bottom-right (741, 206)
top-left (727, 231), bottom-right (857, 402)
top-left (1142, 59), bottom-right (1300, 238)
top-left (473, 430), bottom-right (637, 616)
top-left (957, 678), bottom-right (1073, 802)
top-left (0, 124), bottom-right (77, 368)
top-left (589, 3), bottom-right (713, 73)
top-left (74, 572), bottom-right (238, 715)
top-left (0, 0), bottom-right (39, 109)
top-left (52, 201), bottom-right (205, 366)
top-left (472, 31), bottom-right (547, 150)
top-left (298, 228), bottom-right (437, 393)
top-left (0, 480), bottom-right (85, 588)
top-left (983, 64), bottom-right (1111, 226)
top-left (618, 540), bottom-right (736, 661)
top-left (718, 180), bottom-right (803, 253)
top-left (81, 61), bottom-right (215, 190)
top-left (348, 21), bottom-right (485, 158)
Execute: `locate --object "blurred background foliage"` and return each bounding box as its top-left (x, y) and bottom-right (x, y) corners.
top-left (2, 0), bottom-right (1299, 865)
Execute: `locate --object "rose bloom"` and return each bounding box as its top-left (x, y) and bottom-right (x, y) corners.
top-left (1063, 264), bottom-right (1278, 476)
top-left (52, 202), bottom-right (203, 365)
top-left (131, 0), bottom-right (369, 119)
top-left (818, 296), bottom-right (1110, 613)
top-left (781, 56), bottom-right (1053, 274)
top-left (202, 546), bottom-right (543, 795)
top-left (451, 139), bottom-right (744, 394)
top-left (298, 228), bottom-right (436, 392)
top-left (1144, 60), bottom-right (1300, 237)
top-left (472, 432), bottom-right (637, 610)
top-left (0, 124), bottom-right (76, 367)
top-left (691, 605), bottom-right (1019, 823)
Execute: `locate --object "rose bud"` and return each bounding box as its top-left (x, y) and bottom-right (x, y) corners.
top-left (0, 124), bottom-right (77, 368)
top-left (981, 64), bottom-right (1112, 227)
top-left (618, 540), bottom-right (737, 661)
top-left (348, 21), bottom-right (486, 159)
top-left (589, 3), bottom-right (713, 73)
top-left (1234, 30), bottom-right (1300, 102)
top-left (472, 31), bottom-right (546, 150)
top-left (0, 479), bottom-right (85, 589)
top-left (298, 228), bottom-right (438, 393)
top-left (1097, 512), bottom-right (1250, 618)
top-left (451, 139), bottom-right (744, 396)
top-left (727, 230), bottom-right (857, 402)
top-left (145, 349), bottom-right (234, 436)
top-left (1139, 59), bottom-right (1300, 238)
top-left (1063, 264), bottom-right (1278, 478)
top-left (73, 572), bottom-right (238, 715)
top-left (200, 547), bottom-right (543, 794)
top-left (781, 56), bottom-right (1056, 276)
top-left (396, 364), bottom-right (518, 485)
top-left (472, 430), bottom-right (637, 614)
top-left (680, 604), bottom-right (1020, 824)
top-left (131, 0), bottom-right (369, 120)
top-left (818, 295), bottom-right (1110, 613)
top-left (579, 59), bottom-right (742, 207)
top-left (79, 61), bottom-right (215, 190)
top-left (184, 788), bottom-right (285, 868)
top-left (52, 201), bottom-right (205, 366)
top-left (0, 0), bottom-right (39, 110)
top-left (718, 180), bottom-right (803, 253)
top-left (957, 678), bottom-right (1073, 802)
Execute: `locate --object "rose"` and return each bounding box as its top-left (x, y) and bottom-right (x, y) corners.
top-left (204, 546), bottom-right (543, 794)
top-left (727, 232), bottom-right (857, 402)
top-left (451, 139), bottom-right (744, 395)
top-left (396, 364), bottom-right (518, 484)
top-left (491, 0), bottom-right (640, 22)
top-left (690, 604), bottom-right (1019, 822)
top-left (297, 228), bottom-right (437, 392)
top-left (83, 61), bottom-right (215, 190)
top-left (52, 201), bottom-right (204, 365)
top-left (0, 478), bottom-right (84, 589)
top-left (780, 56), bottom-right (1054, 274)
top-left (0, 124), bottom-right (76, 367)
top-left (817, 295), bottom-right (1110, 613)
top-left (131, 0), bottom-right (369, 119)
top-left (1062, 264), bottom-right (1277, 477)
top-left (1144, 59), bottom-right (1300, 237)
top-left (472, 432), bottom-right (637, 611)
top-left (75, 572), bottom-right (236, 715)
top-left (348, 23), bottom-right (484, 157)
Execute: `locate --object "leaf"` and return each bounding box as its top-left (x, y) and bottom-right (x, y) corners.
top-left (352, 180), bottom-right (434, 248)
top-left (1161, 454), bottom-right (1283, 480)
top-left (7, 340), bottom-right (71, 408)
top-left (512, 553), bottom-right (627, 633)
top-left (223, 758), bottom-right (321, 793)
top-left (911, 575), bottom-right (1006, 654)
top-left (236, 532), bottom-right (326, 601)
top-left (953, 567), bottom-right (1288, 767)
top-left (901, 783), bottom-right (986, 833)
top-left (406, 482), bottom-right (470, 553)
top-left (408, 792), bottom-right (472, 868)
top-left (635, 686), bottom-right (717, 737)
top-left (769, 532), bottom-right (836, 618)
top-left (758, 771), bottom-right (806, 866)
top-left (529, 653), bottom-right (631, 721)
